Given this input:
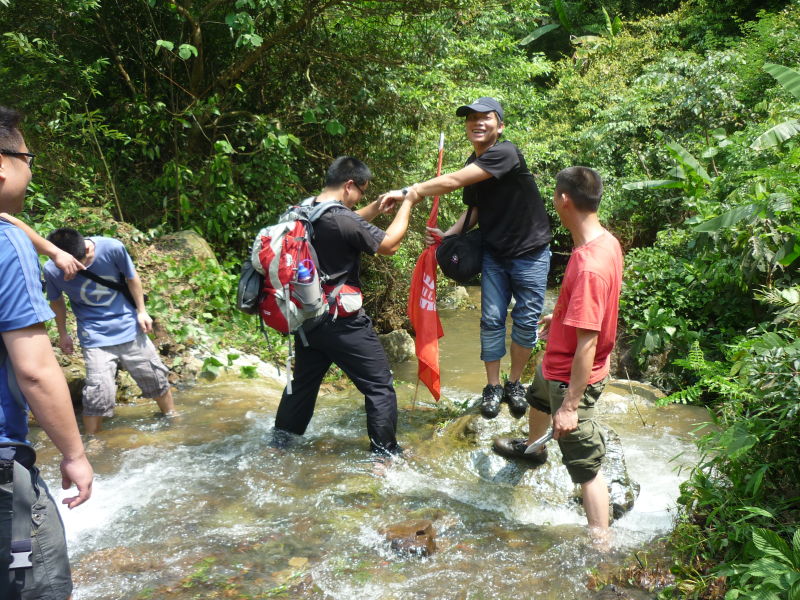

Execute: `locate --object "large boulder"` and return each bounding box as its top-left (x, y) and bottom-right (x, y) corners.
top-left (379, 329), bottom-right (415, 363)
top-left (152, 230), bottom-right (219, 266)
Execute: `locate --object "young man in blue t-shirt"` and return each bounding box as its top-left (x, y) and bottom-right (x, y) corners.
top-left (42, 228), bottom-right (176, 435)
top-left (0, 105), bottom-right (94, 599)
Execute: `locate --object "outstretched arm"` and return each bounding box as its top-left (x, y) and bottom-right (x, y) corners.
top-left (376, 195), bottom-right (423, 255)
top-left (379, 163), bottom-right (492, 211)
top-left (0, 213), bottom-right (84, 280)
top-left (2, 324), bottom-right (93, 508)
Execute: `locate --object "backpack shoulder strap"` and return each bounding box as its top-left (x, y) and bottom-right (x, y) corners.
top-left (307, 200), bottom-right (346, 223)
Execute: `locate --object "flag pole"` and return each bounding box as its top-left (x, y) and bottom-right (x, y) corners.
top-left (412, 132), bottom-right (445, 410)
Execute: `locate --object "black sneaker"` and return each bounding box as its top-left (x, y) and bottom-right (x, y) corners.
top-left (480, 384), bottom-right (503, 418)
top-left (503, 380), bottom-right (528, 418)
top-left (492, 437), bottom-right (548, 465)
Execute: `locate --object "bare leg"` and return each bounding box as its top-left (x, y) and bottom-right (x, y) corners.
top-left (582, 472), bottom-right (610, 532)
top-left (526, 406), bottom-right (550, 444)
top-left (82, 415), bottom-right (103, 435)
top-left (484, 359), bottom-right (501, 386)
top-left (154, 387), bottom-right (176, 416)
top-left (508, 341), bottom-right (532, 383)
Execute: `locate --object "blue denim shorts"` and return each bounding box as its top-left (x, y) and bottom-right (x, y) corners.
top-left (0, 466), bottom-right (72, 600)
top-left (479, 245), bottom-right (550, 362)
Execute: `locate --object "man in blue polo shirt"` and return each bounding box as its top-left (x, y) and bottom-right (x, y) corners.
top-left (43, 228), bottom-right (176, 435)
top-left (0, 105), bottom-right (94, 599)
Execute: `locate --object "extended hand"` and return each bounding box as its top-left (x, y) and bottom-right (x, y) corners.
top-left (425, 226), bottom-right (444, 247)
top-left (55, 250), bottom-right (85, 281)
top-left (137, 311), bottom-right (153, 334)
top-left (378, 191), bottom-right (403, 213)
top-left (60, 455), bottom-right (94, 509)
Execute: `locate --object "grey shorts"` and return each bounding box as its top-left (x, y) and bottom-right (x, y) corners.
top-left (526, 363), bottom-right (607, 484)
top-left (82, 332), bottom-right (170, 417)
top-left (1, 466), bottom-right (72, 600)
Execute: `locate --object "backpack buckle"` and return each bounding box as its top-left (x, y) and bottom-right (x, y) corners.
top-left (9, 539), bottom-right (33, 569)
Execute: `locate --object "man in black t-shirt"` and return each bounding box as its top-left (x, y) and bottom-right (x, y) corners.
top-left (380, 98), bottom-right (552, 419)
top-left (271, 156), bottom-right (422, 455)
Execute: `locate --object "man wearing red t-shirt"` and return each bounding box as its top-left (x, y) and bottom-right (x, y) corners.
top-left (493, 166), bottom-right (623, 537)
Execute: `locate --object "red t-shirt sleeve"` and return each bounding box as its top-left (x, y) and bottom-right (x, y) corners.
top-left (561, 271), bottom-right (609, 332)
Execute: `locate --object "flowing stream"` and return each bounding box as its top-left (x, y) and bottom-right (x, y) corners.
top-left (31, 287), bottom-right (707, 599)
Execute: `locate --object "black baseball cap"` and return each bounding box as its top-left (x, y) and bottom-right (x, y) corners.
top-left (455, 97), bottom-right (504, 121)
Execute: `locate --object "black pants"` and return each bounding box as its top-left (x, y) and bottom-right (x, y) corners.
top-left (274, 312), bottom-right (399, 453)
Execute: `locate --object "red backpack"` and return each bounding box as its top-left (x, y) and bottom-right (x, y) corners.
top-left (250, 198), bottom-right (362, 342)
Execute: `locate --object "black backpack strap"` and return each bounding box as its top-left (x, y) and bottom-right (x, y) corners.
top-left (76, 270), bottom-right (137, 308)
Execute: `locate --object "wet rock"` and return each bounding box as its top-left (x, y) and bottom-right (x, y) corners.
top-left (379, 329), bottom-right (415, 363)
top-left (73, 546), bottom-right (161, 584)
top-left (380, 519), bottom-right (437, 556)
top-left (440, 286), bottom-right (471, 308)
top-left (599, 380), bottom-right (664, 415)
top-left (153, 229), bottom-right (219, 266)
top-left (447, 400), bottom-right (640, 521)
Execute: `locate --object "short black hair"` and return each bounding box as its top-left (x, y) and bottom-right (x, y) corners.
top-left (0, 106), bottom-right (24, 152)
top-left (555, 167), bottom-right (603, 212)
top-left (325, 156), bottom-right (372, 188)
top-left (47, 228), bottom-right (87, 260)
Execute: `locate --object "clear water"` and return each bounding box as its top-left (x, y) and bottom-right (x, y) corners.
top-left (29, 287), bottom-right (705, 599)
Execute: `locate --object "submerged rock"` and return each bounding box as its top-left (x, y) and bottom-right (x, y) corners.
top-left (380, 519), bottom-right (437, 556)
top-left (439, 392), bottom-right (640, 522)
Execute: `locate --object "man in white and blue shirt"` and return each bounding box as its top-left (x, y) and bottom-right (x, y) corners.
top-left (43, 229), bottom-right (175, 434)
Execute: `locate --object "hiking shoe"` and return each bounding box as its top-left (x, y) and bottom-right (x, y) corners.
top-left (503, 380), bottom-right (528, 418)
top-left (480, 384), bottom-right (504, 418)
top-left (492, 437), bottom-right (548, 465)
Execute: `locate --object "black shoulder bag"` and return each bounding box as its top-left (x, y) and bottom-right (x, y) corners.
top-left (435, 205), bottom-right (483, 283)
top-left (76, 270), bottom-right (140, 308)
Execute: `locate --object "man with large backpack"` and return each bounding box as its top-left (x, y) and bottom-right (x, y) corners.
top-left (269, 156), bottom-right (422, 455)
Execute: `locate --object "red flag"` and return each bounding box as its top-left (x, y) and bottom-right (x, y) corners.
top-left (407, 134), bottom-right (445, 400)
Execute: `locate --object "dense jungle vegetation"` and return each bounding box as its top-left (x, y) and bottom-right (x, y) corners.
top-left (2, 0), bottom-right (799, 597)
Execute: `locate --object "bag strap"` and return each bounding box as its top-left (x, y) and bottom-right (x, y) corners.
top-left (461, 205), bottom-right (476, 235)
top-left (76, 270), bottom-right (137, 308)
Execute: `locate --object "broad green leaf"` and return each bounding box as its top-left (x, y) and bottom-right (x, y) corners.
top-left (753, 529), bottom-right (793, 565)
top-left (154, 39), bottom-right (174, 54)
top-left (602, 7), bottom-right (613, 35)
top-left (178, 43), bottom-right (198, 60)
top-left (737, 505), bottom-right (774, 520)
top-left (777, 236), bottom-right (800, 267)
top-left (793, 529), bottom-right (800, 554)
top-left (666, 140), bottom-right (712, 183)
top-left (325, 119), bottom-right (346, 135)
top-left (519, 24), bottom-right (560, 45)
top-left (693, 204), bottom-right (759, 233)
top-left (554, 0), bottom-right (573, 32)
top-left (751, 119), bottom-right (800, 150)
top-left (764, 62), bottom-right (800, 101)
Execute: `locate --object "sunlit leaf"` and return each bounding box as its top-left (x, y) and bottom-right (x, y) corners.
top-left (764, 62), bottom-right (800, 101)
top-left (519, 24), bottom-right (560, 46)
top-left (693, 204), bottom-right (759, 232)
top-left (751, 119), bottom-right (800, 150)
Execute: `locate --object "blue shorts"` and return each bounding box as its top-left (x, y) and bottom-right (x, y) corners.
top-left (1, 465), bottom-right (72, 600)
top-left (480, 245), bottom-right (550, 362)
